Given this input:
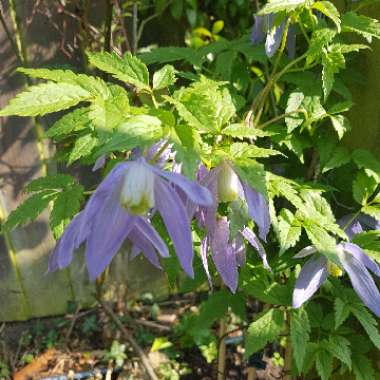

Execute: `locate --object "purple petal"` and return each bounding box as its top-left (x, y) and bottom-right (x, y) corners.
top-left (242, 181), bottom-right (270, 241)
top-left (342, 242), bottom-right (380, 277)
top-left (200, 236), bottom-right (212, 289)
top-left (48, 212), bottom-right (83, 272)
top-left (134, 217), bottom-right (169, 257)
top-left (78, 162), bottom-right (129, 243)
top-left (339, 249), bottom-right (380, 317)
top-left (211, 217), bottom-right (238, 293)
top-left (251, 15), bottom-right (266, 44)
top-left (85, 190), bottom-right (135, 280)
top-left (233, 235), bottom-right (246, 267)
top-left (358, 214), bottom-right (380, 231)
top-left (155, 177), bottom-right (195, 277)
top-left (265, 20), bottom-right (284, 58)
top-left (338, 214), bottom-right (363, 240)
top-left (293, 255), bottom-right (328, 308)
top-left (294, 246), bottom-right (318, 258)
top-left (92, 154), bottom-right (106, 172)
top-left (241, 227), bottom-right (270, 270)
top-left (147, 160), bottom-right (213, 206)
top-left (128, 228), bottom-right (162, 268)
top-left (146, 140), bottom-right (173, 167)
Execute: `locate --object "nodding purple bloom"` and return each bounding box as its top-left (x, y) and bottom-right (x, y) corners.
top-left (49, 157), bottom-right (213, 280)
top-left (293, 214), bottom-right (380, 316)
top-left (195, 162), bottom-right (271, 292)
top-left (251, 15), bottom-right (296, 58)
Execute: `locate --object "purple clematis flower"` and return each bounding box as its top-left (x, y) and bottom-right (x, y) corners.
top-left (49, 157), bottom-right (213, 280)
top-left (194, 162), bottom-right (271, 292)
top-left (251, 14), bottom-right (296, 58)
top-left (293, 216), bottom-right (380, 317)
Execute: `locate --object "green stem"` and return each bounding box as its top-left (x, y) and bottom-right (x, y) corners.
top-left (256, 109), bottom-right (305, 130)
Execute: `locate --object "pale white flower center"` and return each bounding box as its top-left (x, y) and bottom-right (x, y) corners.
top-left (217, 162), bottom-right (240, 203)
top-left (120, 162), bottom-right (155, 215)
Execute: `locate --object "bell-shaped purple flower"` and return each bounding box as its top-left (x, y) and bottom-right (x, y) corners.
top-left (194, 162), bottom-right (271, 292)
top-left (49, 157), bottom-right (213, 280)
top-left (251, 14), bottom-right (296, 58)
top-left (292, 217), bottom-right (380, 316)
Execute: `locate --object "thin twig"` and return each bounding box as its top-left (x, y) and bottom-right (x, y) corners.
top-left (217, 318), bottom-right (227, 380)
top-left (132, 2), bottom-right (138, 53)
top-left (133, 319), bottom-right (171, 332)
top-left (99, 299), bottom-right (159, 380)
top-left (114, 0), bottom-right (131, 52)
top-left (104, 0), bottom-right (114, 53)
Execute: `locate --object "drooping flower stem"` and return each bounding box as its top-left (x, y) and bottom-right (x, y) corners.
top-left (217, 317), bottom-right (227, 380)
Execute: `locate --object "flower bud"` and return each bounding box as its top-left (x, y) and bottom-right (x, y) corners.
top-left (217, 163), bottom-right (240, 203)
top-left (120, 162), bottom-right (155, 215)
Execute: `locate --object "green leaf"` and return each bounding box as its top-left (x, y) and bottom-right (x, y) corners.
top-left (17, 67), bottom-right (109, 98)
top-left (212, 20), bottom-right (224, 34)
top-left (353, 170), bottom-right (378, 205)
top-left (50, 184), bottom-right (84, 238)
top-left (222, 123), bottom-right (273, 139)
top-left (334, 298), bottom-right (351, 329)
top-left (290, 307), bottom-right (310, 372)
top-left (352, 354), bottom-right (375, 380)
top-left (315, 349), bottom-right (333, 380)
top-left (45, 107), bottom-right (91, 139)
top-left (285, 91), bottom-right (305, 132)
top-left (329, 114), bottom-right (350, 139)
top-left (278, 209), bottom-right (302, 254)
top-left (68, 134), bottom-right (98, 165)
top-left (153, 65), bottom-right (177, 90)
top-left (151, 337), bottom-right (173, 352)
top-left (234, 159), bottom-right (267, 197)
top-left (342, 11), bottom-right (380, 41)
top-left (352, 149), bottom-right (380, 180)
top-left (0, 83), bottom-right (91, 117)
top-left (312, 2), bottom-right (341, 31)
top-left (362, 205), bottom-right (380, 223)
top-left (96, 115), bottom-right (162, 155)
top-left (322, 146), bottom-right (351, 173)
top-left (325, 335), bottom-right (351, 369)
top-left (2, 191), bottom-right (57, 231)
top-left (87, 51), bottom-right (150, 90)
top-left (258, 0), bottom-right (305, 15)
top-left (350, 303), bottom-right (380, 350)
top-left (307, 28), bottom-right (337, 64)
top-left (245, 308), bottom-right (284, 357)
top-left (322, 49), bottom-right (345, 100)
top-left (25, 174), bottom-right (76, 193)
top-left (230, 142), bottom-right (282, 159)
top-left (89, 85), bottom-right (130, 130)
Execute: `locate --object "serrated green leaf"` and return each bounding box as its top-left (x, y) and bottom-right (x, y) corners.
top-left (68, 134), bottom-right (98, 165)
top-left (234, 159), bottom-right (267, 197)
top-left (334, 298), bottom-right (351, 329)
top-left (350, 303), bottom-right (380, 350)
top-left (18, 67), bottom-right (109, 98)
top-left (322, 146), bottom-right (350, 173)
top-left (268, 174), bottom-right (303, 209)
top-left (329, 114), bottom-right (350, 139)
top-left (45, 107), bottom-right (91, 139)
top-left (278, 209), bottom-right (302, 254)
top-left (96, 115), bottom-right (162, 156)
top-left (87, 51), bottom-right (150, 90)
top-left (139, 46), bottom-right (203, 66)
top-left (328, 100), bottom-right (353, 114)
top-left (362, 205), bottom-right (380, 223)
top-left (258, 0), bottom-right (305, 15)
top-left (25, 174), bottom-right (76, 193)
top-left (230, 142), bottom-right (282, 159)
top-left (285, 91), bottom-right (305, 132)
top-left (307, 28), bottom-right (337, 64)
top-left (342, 11), bottom-right (380, 41)
top-left (245, 308), bottom-right (284, 357)
top-left (89, 85), bottom-right (130, 130)
top-left (153, 64), bottom-right (176, 90)
top-left (352, 353), bottom-right (375, 380)
top-left (222, 123), bottom-right (274, 139)
top-left (315, 349), bottom-right (333, 380)
top-left (50, 184), bottom-right (84, 239)
top-left (325, 335), bottom-right (351, 369)
top-left (352, 149), bottom-right (380, 180)
top-left (0, 83), bottom-right (91, 117)
top-left (2, 191), bottom-right (57, 231)
top-left (322, 49), bottom-right (345, 100)
top-left (312, 1), bottom-right (341, 31)
top-left (290, 307), bottom-right (310, 372)
top-left (353, 170), bottom-right (377, 205)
